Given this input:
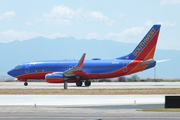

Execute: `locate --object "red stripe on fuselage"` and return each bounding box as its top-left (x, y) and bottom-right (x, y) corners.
top-left (17, 72), bottom-right (51, 79)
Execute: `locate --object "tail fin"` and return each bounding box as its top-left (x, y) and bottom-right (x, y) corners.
top-left (118, 25), bottom-right (161, 60)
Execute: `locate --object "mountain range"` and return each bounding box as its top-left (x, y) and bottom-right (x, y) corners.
top-left (1, 37), bottom-right (179, 79)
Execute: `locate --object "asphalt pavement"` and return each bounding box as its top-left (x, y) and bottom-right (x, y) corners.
top-left (0, 104), bottom-right (180, 120)
top-left (1, 82), bottom-right (180, 89)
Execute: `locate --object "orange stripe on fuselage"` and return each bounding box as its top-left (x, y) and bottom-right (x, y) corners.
top-left (17, 72), bottom-right (51, 79)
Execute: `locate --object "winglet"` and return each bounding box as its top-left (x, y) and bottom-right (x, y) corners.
top-left (75, 53), bottom-right (86, 67)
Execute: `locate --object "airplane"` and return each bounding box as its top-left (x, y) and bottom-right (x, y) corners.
top-left (7, 24), bottom-right (161, 89)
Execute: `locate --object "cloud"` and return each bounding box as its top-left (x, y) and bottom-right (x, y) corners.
top-left (0, 30), bottom-right (67, 43)
top-left (117, 13), bottom-right (124, 19)
top-left (0, 30), bottom-right (39, 42)
top-left (83, 11), bottom-right (114, 26)
top-left (24, 22), bottom-right (34, 26)
top-left (86, 32), bottom-right (101, 40)
top-left (160, 0), bottom-right (180, 5)
top-left (38, 5), bottom-right (76, 25)
top-left (37, 5), bottom-right (114, 26)
top-left (157, 21), bottom-right (176, 26)
top-left (49, 5), bottom-right (76, 19)
top-left (105, 27), bottom-right (145, 43)
top-left (44, 33), bottom-right (67, 39)
top-left (0, 11), bottom-right (16, 20)
top-left (144, 20), bottom-right (176, 26)
top-left (144, 20), bottom-right (153, 26)
top-left (157, 37), bottom-right (180, 50)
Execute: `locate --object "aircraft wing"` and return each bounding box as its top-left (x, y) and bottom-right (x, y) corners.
top-left (63, 53), bottom-right (86, 77)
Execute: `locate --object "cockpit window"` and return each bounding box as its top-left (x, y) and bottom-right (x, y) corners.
top-left (15, 66), bottom-right (20, 69)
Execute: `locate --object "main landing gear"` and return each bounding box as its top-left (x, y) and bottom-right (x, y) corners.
top-left (85, 80), bottom-right (91, 86)
top-left (76, 80), bottom-right (91, 87)
top-left (24, 80), bottom-right (28, 86)
top-left (76, 80), bottom-right (83, 86)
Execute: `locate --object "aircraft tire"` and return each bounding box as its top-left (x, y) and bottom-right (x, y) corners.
top-left (85, 81), bottom-right (91, 86)
top-left (24, 82), bottom-right (28, 86)
top-left (76, 81), bottom-right (82, 86)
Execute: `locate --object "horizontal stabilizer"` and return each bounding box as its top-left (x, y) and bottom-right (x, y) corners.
top-left (156, 59), bottom-right (170, 63)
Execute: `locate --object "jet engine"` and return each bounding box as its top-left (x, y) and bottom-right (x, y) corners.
top-left (45, 73), bottom-right (64, 83)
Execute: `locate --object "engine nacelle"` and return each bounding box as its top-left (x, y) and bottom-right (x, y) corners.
top-left (45, 73), bottom-right (64, 83)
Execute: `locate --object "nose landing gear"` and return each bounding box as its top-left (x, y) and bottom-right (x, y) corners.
top-left (24, 80), bottom-right (28, 86)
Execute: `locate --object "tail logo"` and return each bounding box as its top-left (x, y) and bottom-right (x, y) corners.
top-left (133, 27), bottom-right (157, 57)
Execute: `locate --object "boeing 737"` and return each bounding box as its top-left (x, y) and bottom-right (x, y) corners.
top-left (8, 25), bottom-right (161, 89)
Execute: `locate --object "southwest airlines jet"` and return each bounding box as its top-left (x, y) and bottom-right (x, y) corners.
top-left (8, 25), bottom-right (161, 88)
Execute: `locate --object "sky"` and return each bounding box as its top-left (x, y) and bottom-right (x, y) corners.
top-left (0, 0), bottom-right (180, 50)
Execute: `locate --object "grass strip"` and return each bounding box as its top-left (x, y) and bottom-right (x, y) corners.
top-left (138, 108), bottom-right (180, 112)
top-left (0, 88), bottom-right (180, 95)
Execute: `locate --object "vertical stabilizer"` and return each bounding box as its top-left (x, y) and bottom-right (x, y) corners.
top-left (118, 25), bottom-right (161, 60)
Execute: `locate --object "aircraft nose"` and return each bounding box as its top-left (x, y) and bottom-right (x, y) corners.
top-left (7, 69), bottom-right (14, 77)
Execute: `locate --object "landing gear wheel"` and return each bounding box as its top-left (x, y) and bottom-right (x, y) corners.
top-left (24, 82), bottom-right (28, 86)
top-left (76, 81), bottom-right (82, 86)
top-left (85, 81), bottom-right (91, 87)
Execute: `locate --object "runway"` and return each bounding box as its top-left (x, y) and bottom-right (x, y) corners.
top-left (1, 82), bottom-right (180, 89)
top-left (0, 95), bottom-right (177, 120)
top-left (1, 82), bottom-right (180, 119)
top-left (0, 95), bottom-right (164, 106)
top-left (0, 104), bottom-right (180, 120)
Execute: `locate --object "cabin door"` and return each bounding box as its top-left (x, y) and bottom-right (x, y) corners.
top-left (123, 62), bottom-right (128, 72)
top-left (25, 63), bottom-right (30, 73)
